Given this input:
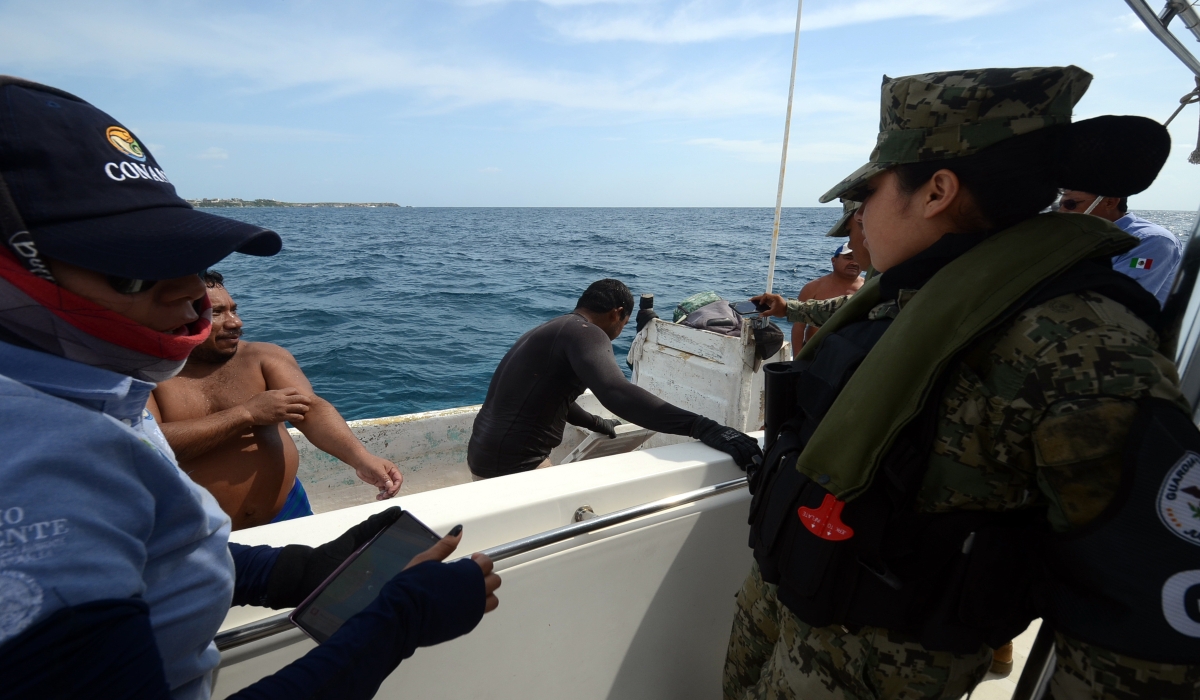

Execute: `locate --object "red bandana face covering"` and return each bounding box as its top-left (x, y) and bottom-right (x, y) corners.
top-left (0, 249), bottom-right (211, 383)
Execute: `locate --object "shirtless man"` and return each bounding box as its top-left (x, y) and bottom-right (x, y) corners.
top-left (148, 270), bottom-right (402, 529)
top-left (791, 242), bottom-right (863, 350)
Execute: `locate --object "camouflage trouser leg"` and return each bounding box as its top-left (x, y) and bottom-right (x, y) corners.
top-left (1050, 631), bottom-right (1200, 700)
top-left (722, 564), bottom-right (991, 700)
top-left (724, 562), bottom-right (783, 699)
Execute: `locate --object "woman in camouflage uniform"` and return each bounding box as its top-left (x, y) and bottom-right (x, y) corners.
top-left (734, 66), bottom-right (1200, 699)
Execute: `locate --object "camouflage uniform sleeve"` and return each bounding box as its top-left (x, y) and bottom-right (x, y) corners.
top-left (785, 296), bottom-right (849, 327)
top-left (920, 290), bottom-right (1185, 525)
top-left (925, 290), bottom-right (1196, 698)
top-left (1019, 291), bottom-right (1186, 532)
top-left (1022, 294), bottom-right (1197, 696)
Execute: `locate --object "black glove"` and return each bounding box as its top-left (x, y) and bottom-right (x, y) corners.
top-left (689, 417), bottom-right (763, 472)
top-left (591, 416), bottom-right (620, 439)
top-left (239, 560), bottom-right (486, 700)
top-left (263, 506), bottom-right (404, 609)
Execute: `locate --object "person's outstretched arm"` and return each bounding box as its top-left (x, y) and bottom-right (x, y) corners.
top-left (564, 322), bottom-right (761, 469)
top-left (2, 552), bottom-right (496, 700)
top-left (752, 292), bottom-right (850, 327)
top-left (230, 530), bottom-right (500, 700)
top-left (566, 401), bottom-right (619, 438)
top-left (564, 324), bottom-right (699, 436)
top-left (259, 344), bottom-right (402, 499)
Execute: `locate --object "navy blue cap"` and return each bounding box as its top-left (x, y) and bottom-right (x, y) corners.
top-left (0, 76), bottom-right (281, 280)
top-left (832, 243), bottom-right (852, 258)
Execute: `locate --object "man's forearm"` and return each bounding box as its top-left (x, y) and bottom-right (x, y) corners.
top-left (161, 407), bottom-right (253, 462)
top-left (293, 397), bottom-right (369, 466)
top-left (786, 296), bottom-right (849, 327)
top-left (565, 401), bottom-right (597, 429)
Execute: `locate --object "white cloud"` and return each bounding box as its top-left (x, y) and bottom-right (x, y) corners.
top-left (198, 147), bottom-right (230, 160)
top-left (548, 0), bottom-right (1018, 44)
top-left (1118, 12), bottom-right (1149, 33)
top-left (0, 1), bottom-right (802, 119)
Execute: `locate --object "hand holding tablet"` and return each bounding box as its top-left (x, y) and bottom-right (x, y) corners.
top-left (290, 512), bottom-right (501, 642)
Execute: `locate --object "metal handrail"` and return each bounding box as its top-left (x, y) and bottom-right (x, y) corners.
top-left (215, 476), bottom-right (749, 652)
top-left (479, 477), bottom-right (747, 561)
top-left (1126, 0), bottom-right (1200, 77)
top-left (214, 610), bottom-right (296, 652)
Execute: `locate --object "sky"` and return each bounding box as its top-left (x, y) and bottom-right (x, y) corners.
top-left (2, 0), bottom-right (1199, 208)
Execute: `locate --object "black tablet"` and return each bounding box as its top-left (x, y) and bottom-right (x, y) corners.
top-left (289, 511), bottom-right (442, 643)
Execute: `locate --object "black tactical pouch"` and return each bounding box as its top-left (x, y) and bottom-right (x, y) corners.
top-left (952, 516), bottom-right (1045, 646)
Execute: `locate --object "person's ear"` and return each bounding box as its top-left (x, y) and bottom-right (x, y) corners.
top-left (923, 169), bottom-right (961, 220)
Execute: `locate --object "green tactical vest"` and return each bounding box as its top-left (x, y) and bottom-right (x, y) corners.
top-left (793, 213), bottom-right (1137, 501)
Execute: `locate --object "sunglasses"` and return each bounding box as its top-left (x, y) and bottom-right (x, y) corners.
top-left (1056, 196), bottom-right (1105, 213)
top-left (106, 276), bottom-right (159, 294)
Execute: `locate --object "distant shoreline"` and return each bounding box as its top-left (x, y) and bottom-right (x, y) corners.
top-left (188, 198), bottom-right (406, 208)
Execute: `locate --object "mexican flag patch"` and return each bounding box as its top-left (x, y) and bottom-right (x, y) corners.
top-left (1130, 257), bottom-right (1154, 269)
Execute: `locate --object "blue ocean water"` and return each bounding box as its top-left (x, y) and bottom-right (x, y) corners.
top-left (211, 207), bottom-right (1196, 421)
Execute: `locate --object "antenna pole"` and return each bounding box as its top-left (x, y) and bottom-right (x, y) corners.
top-left (764, 0), bottom-right (805, 295)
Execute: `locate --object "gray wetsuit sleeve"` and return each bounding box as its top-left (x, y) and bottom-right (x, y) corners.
top-left (566, 401), bottom-right (597, 429)
top-left (564, 322), bottom-right (700, 436)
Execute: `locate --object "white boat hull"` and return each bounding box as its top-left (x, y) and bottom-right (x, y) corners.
top-left (218, 439), bottom-right (754, 699)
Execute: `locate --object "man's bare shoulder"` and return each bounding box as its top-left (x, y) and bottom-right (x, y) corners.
top-left (238, 341), bottom-right (296, 361)
top-left (798, 275), bottom-right (831, 301)
top-left (238, 341), bottom-right (303, 372)
top-left (242, 341), bottom-right (313, 391)
top-left (802, 273), bottom-right (854, 301)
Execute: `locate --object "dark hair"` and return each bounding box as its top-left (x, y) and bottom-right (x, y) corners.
top-left (893, 128), bottom-right (1060, 234)
top-left (892, 116), bottom-right (1169, 232)
top-left (576, 279), bottom-right (633, 318)
top-left (203, 269), bottom-right (224, 288)
top-left (1118, 197), bottom-right (1128, 213)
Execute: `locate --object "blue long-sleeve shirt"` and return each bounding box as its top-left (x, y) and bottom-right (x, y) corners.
top-left (0, 340), bottom-right (234, 699)
top-left (0, 340), bottom-right (487, 699)
top-left (1112, 213), bottom-right (1183, 307)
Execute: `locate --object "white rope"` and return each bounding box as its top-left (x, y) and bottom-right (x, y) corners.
top-left (764, 0), bottom-right (805, 295)
top-left (1163, 78), bottom-right (1200, 127)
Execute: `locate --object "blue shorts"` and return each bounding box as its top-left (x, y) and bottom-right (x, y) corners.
top-left (270, 478), bottom-right (314, 523)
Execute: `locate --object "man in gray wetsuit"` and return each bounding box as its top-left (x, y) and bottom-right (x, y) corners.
top-left (468, 278), bottom-right (762, 479)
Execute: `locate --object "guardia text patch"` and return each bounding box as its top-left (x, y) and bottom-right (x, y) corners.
top-left (1159, 451), bottom-right (1200, 547)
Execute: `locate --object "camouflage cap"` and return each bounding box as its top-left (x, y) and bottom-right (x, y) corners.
top-left (824, 199), bottom-right (861, 237)
top-left (820, 66), bottom-right (1093, 203)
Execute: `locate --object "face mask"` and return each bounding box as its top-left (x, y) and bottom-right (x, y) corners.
top-left (0, 248), bottom-right (211, 382)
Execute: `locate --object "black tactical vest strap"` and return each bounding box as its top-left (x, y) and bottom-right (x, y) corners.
top-left (1044, 398), bottom-right (1200, 663)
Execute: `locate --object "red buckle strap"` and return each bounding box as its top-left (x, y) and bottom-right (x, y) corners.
top-left (798, 493), bottom-right (854, 541)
